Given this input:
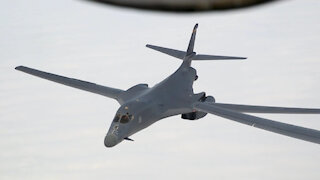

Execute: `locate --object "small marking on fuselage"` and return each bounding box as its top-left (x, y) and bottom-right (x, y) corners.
top-left (112, 125), bottom-right (119, 135)
top-left (138, 116), bottom-right (142, 123)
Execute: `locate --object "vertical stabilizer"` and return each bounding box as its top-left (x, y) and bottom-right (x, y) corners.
top-left (186, 23), bottom-right (198, 56)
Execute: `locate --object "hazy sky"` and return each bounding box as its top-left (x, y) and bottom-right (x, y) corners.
top-left (1, 0), bottom-right (320, 179)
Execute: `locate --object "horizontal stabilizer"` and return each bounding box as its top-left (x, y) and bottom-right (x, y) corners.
top-left (147, 24), bottom-right (247, 65)
top-left (146, 44), bottom-right (186, 60)
top-left (193, 54), bottom-right (246, 60)
top-left (146, 44), bottom-right (246, 61)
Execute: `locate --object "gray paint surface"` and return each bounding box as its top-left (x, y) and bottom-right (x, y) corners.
top-left (2, 0), bottom-right (320, 179)
top-left (16, 24), bottom-right (320, 147)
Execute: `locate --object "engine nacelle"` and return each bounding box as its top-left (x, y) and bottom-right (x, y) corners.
top-left (181, 111), bottom-right (207, 120)
top-left (181, 95), bottom-right (215, 120)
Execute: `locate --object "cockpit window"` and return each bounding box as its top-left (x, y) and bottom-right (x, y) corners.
top-left (113, 113), bottom-right (134, 124)
top-left (120, 115), bottom-right (130, 124)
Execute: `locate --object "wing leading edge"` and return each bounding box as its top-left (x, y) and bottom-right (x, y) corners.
top-left (15, 66), bottom-right (124, 102)
top-left (213, 103), bottom-right (320, 114)
top-left (194, 102), bottom-right (320, 144)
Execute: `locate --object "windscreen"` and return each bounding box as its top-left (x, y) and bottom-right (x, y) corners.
top-left (113, 114), bottom-right (134, 124)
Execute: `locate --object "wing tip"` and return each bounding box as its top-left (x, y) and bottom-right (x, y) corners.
top-left (234, 57), bottom-right (247, 59)
top-left (15, 66), bottom-right (24, 70)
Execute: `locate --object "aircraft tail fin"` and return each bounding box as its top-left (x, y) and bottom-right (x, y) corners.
top-left (146, 24), bottom-right (246, 62)
top-left (186, 23), bottom-right (198, 56)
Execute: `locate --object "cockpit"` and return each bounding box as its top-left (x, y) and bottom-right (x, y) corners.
top-left (113, 113), bottom-right (134, 124)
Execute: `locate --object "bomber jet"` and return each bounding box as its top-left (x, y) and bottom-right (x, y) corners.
top-left (16, 24), bottom-right (320, 147)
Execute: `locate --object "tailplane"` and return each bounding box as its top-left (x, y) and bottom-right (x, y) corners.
top-left (146, 44), bottom-right (186, 60)
top-left (146, 24), bottom-right (246, 61)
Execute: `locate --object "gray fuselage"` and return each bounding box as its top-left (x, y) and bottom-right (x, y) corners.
top-left (104, 60), bottom-right (203, 147)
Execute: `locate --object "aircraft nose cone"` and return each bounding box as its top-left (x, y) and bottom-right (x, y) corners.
top-left (104, 134), bottom-right (118, 147)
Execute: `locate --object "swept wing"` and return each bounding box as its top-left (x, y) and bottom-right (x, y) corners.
top-left (15, 66), bottom-right (124, 102)
top-left (194, 102), bottom-right (320, 144)
top-left (213, 102), bottom-right (320, 114)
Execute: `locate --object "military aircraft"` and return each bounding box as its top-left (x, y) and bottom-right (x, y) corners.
top-left (16, 24), bottom-right (320, 147)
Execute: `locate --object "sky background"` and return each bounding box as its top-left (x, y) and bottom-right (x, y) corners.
top-left (1, 0), bottom-right (320, 179)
